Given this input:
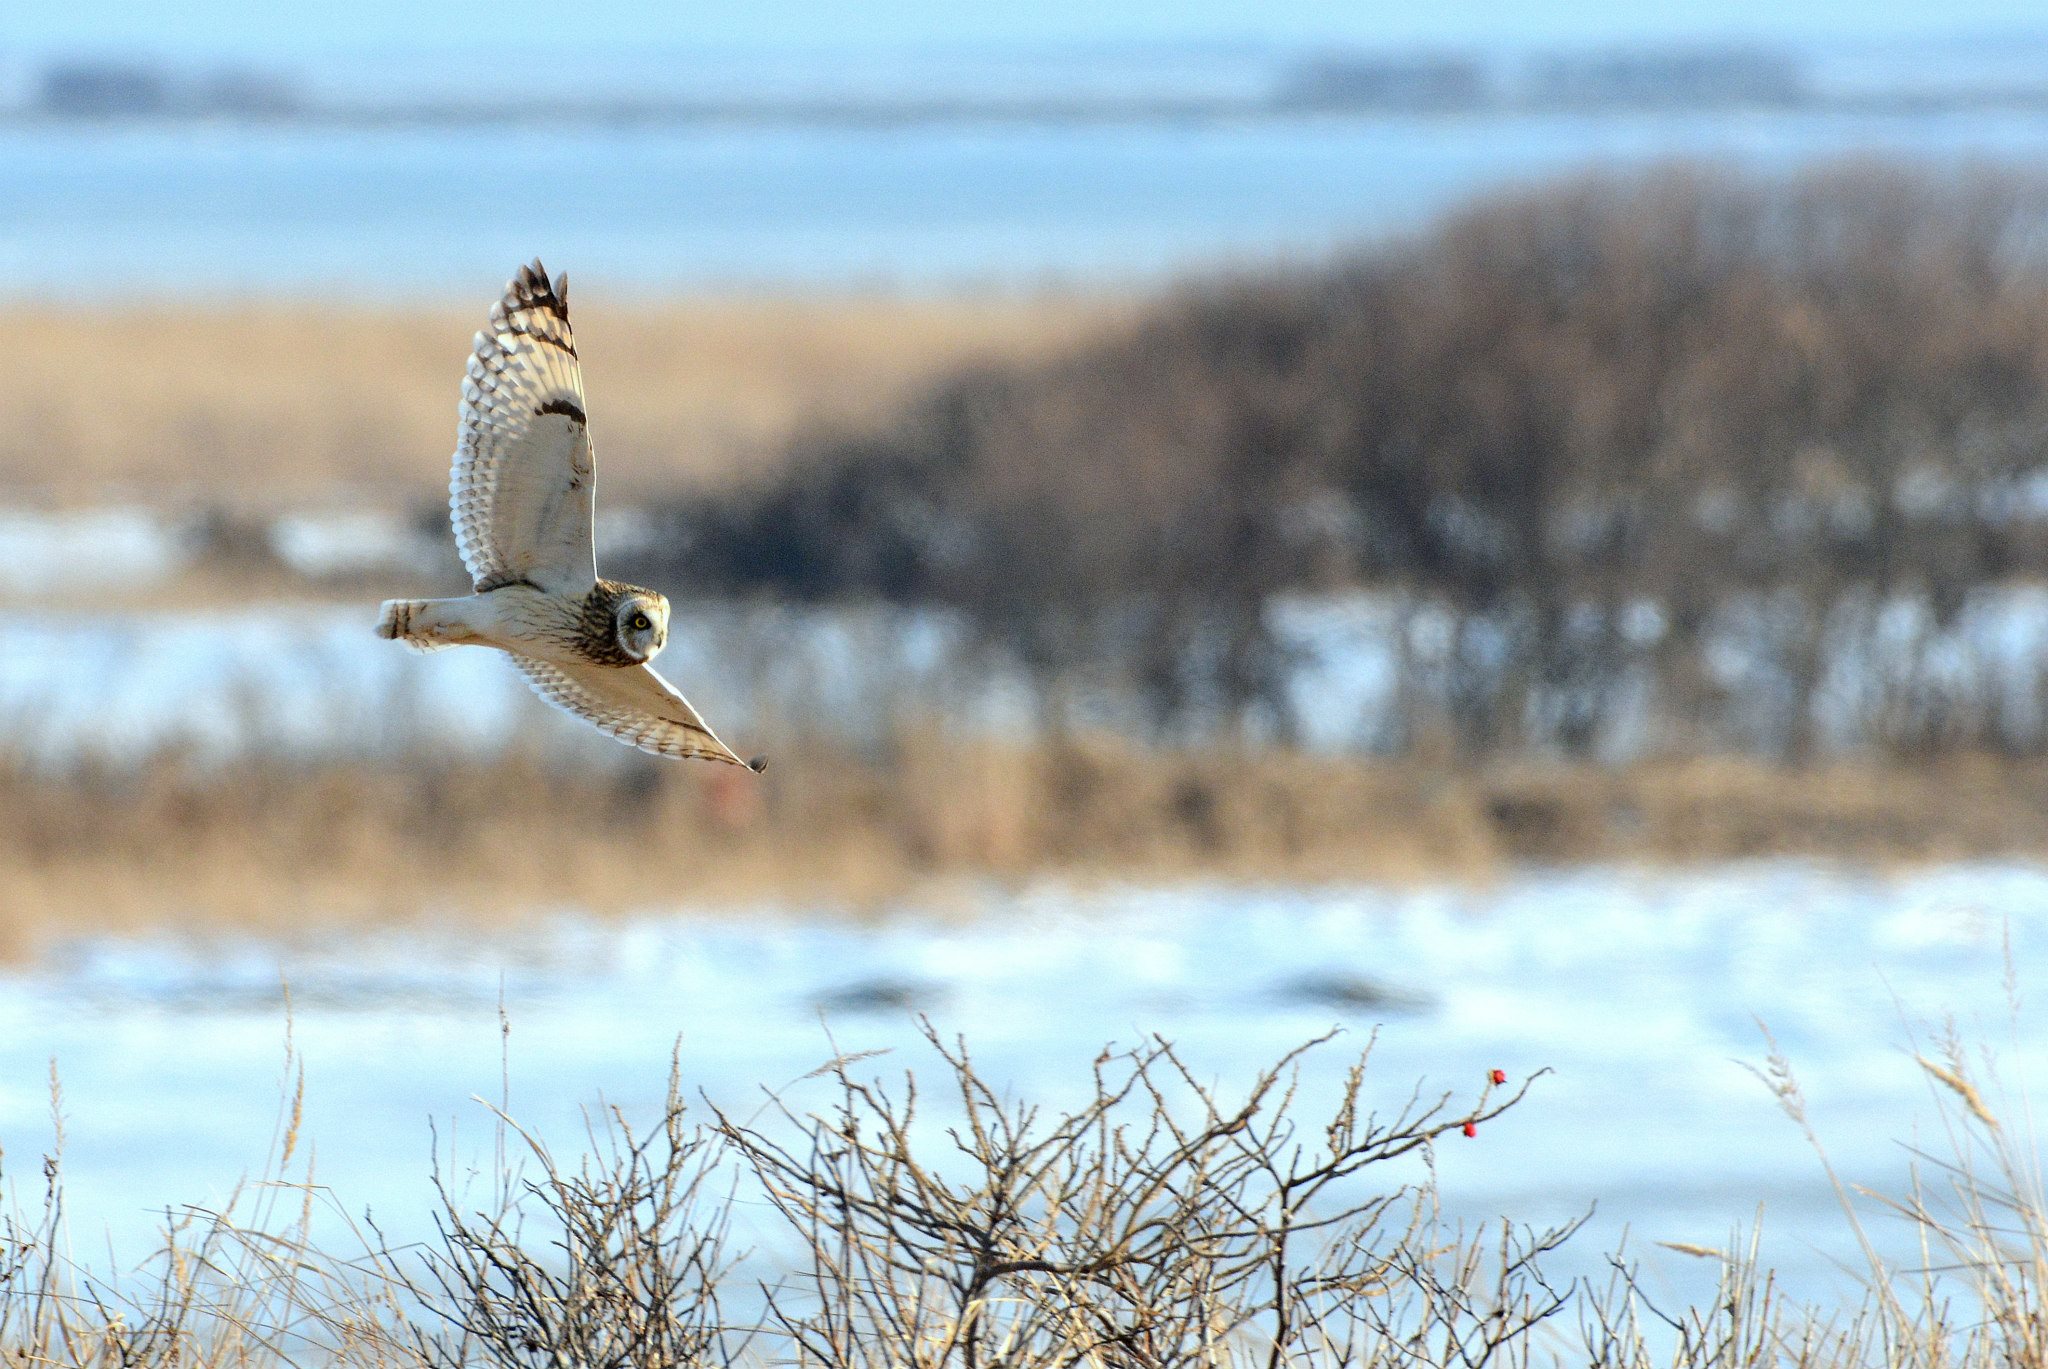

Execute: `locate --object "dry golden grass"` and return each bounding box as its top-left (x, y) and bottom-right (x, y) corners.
top-left (10, 738), bottom-right (2048, 951)
top-left (5, 292), bottom-right (1129, 508)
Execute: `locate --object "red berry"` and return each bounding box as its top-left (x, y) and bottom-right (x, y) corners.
top-left (1490, 1069), bottom-right (1507, 1086)
top-left (1462, 1120), bottom-right (1477, 1139)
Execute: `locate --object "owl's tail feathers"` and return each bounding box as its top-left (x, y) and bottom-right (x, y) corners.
top-left (375, 598), bottom-right (456, 652)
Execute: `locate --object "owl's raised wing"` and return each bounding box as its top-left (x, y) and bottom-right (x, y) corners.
top-left (511, 654), bottom-right (762, 768)
top-left (451, 260), bottom-right (597, 596)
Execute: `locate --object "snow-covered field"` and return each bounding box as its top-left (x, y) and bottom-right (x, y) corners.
top-left (13, 586), bottom-right (2048, 763)
top-left (0, 861), bottom-right (2037, 1304)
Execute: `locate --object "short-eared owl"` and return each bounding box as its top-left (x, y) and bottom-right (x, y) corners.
top-left (377, 261), bottom-right (764, 770)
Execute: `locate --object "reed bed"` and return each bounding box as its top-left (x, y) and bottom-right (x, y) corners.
top-left (5, 291), bottom-right (1126, 509)
top-left (14, 737), bottom-right (2048, 947)
top-left (3, 1022), bottom-right (2043, 1366)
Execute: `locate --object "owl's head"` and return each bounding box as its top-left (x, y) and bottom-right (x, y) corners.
top-left (612, 589), bottom-right (670, 662)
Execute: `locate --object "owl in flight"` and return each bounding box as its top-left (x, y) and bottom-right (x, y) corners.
top-left (376, 261), bottom-right (764, 770)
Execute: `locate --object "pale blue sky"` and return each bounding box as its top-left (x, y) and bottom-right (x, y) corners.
top-left (7, 0), bottom-right (2047, 57)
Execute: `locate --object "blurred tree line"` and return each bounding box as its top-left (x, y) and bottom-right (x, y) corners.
top-left (640, 165), bottom-right (2048, 761)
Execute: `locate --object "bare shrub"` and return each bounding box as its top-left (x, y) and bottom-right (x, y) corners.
top-left (713, 1025), bottom-right (1564, 1368)
top-left (14, 1020), bottom-right (2048, 1366)
top-left (388, 1061), bottom-right (744, 1369)
top-left (658, 164), bottom-right (2048, 761)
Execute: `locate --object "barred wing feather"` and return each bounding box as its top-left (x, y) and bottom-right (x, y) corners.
top-left (512, 655), bottom-right (756, 767)
top-left (451, 260), bottom-right (597, 596)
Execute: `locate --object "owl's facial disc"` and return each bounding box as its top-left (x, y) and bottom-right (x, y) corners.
top-left (614, 593), bottom-right (669, 662)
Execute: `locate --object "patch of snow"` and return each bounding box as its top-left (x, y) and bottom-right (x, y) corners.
top-left (0, 863), bottom-right (2039, 1307)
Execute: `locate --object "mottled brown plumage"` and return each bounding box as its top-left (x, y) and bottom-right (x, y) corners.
top-left (574, 580), bottom-right (660, 667)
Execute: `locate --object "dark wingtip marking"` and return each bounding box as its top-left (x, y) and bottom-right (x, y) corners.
top-left (747, 755), bottom-right (769, 774)
top-left (505, 258), bottom-right (570, 322)
top-left (537, 397), bottom-right (587, 423)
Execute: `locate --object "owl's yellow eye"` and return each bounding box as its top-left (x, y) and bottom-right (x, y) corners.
top-left (630, 613), bottom-right (651, 632)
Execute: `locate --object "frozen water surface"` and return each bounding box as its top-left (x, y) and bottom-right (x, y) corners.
top-left (9, 103), bottom-right (2048, 297)
top-left (0, 862), bottom-right (2040, 1304)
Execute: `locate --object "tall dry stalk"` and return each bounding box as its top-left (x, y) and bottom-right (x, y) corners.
top-left (0, 1021), bottom-right (418, 1367)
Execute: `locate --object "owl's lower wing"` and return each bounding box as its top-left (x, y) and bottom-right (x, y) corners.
top-left (511, 655), bottom-right (758, 767)
top-left (452, 260), bottom-right (598, 596)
